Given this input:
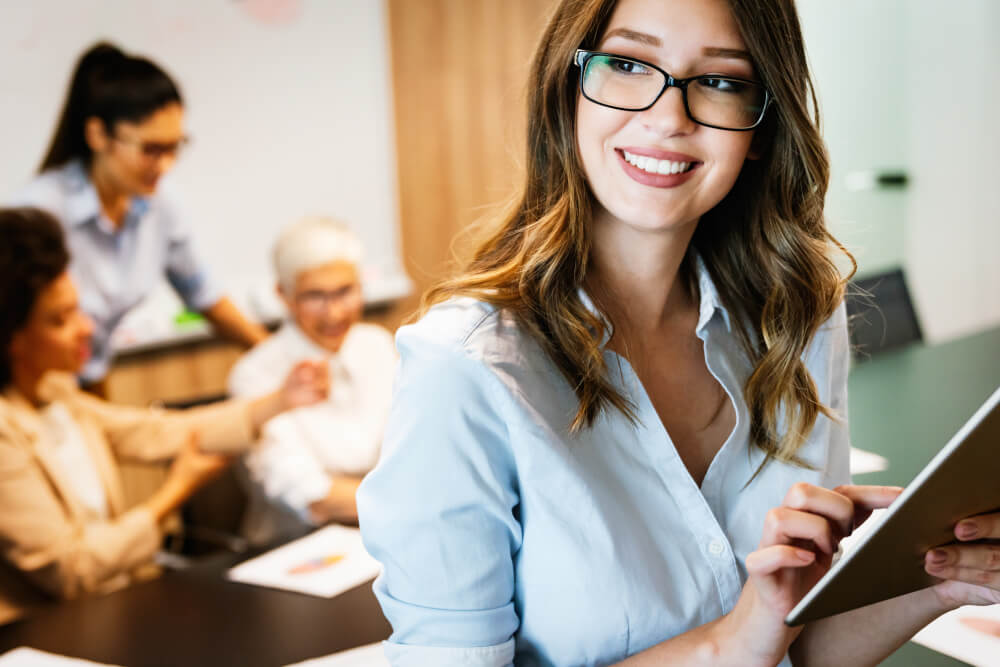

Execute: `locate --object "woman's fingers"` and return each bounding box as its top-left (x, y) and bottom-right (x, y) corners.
top-left (783, 483), bottom-right (855, 538)
top-left (924, 563), bottom-right (1000, 588)
top-left (746, 544), bottom-right (816, 578)
top-left (953, 513), bottom-right (1000, 541)
top-left (926, 544), bottom-right (1000, 572)
top-left (760, 506), bottom-right (839, 555)
top-left (833, 484), bottom-right (903, 527)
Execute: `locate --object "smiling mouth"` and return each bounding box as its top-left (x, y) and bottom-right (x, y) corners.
top-left (621, 150), bottom-right (698, 175)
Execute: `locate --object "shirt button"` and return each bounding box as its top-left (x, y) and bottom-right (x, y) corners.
top-left (708, 540), bottom-right (726, 556)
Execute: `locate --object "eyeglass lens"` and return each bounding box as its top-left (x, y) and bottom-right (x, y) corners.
top-left (115, 135), bottom-right (189, 159)
top-left (296, 285), bottom-right (362, 311)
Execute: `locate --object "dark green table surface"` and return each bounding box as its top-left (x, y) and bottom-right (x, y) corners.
top-left (848, 326), bottom-right (1000, 666)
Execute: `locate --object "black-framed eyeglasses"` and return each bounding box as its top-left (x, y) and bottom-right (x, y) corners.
top-left (574, 49), bottom-right (772, 131)
top-left (112, 134), bottom-right (191, 160)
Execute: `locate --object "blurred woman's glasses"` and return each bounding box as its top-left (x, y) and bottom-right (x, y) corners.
top-left (574, 50), bottom-right (772, 131)
top-left (112, 134), bottom-right (191, 160)
top-left (295, 284), bottom-right (362, 313)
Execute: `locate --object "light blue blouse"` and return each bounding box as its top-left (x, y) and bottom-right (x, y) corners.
top-left (11, 161), bottom-right (220, 382)
top-left (357, 261), bottom-right (851, 667)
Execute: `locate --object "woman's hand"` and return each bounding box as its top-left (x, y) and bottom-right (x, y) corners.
top-left (280, 358), bottom-right (330, 411)
top-left (719, 483), bottom-right (902, 667)
top-left (167, 433), bottom-right (232, 492)
top-left (145, 433), bottom-right (233, 522)
top-left (925, 512), bottom-right (1000, 609)
top-left (249, 359), bottom-right (330, 433)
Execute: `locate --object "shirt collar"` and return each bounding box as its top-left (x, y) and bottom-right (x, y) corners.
top-left (693, 253), bottom-right (733, 335)
top-left (576, 252), bottom-right (733, 349)
top-left (281, 321), bottom-right (345, 363)
top-left (62, 160), bottom-right (150, 230)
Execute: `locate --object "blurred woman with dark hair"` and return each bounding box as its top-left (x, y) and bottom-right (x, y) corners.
top-left (10, 42), bottom-right (268, 390)
top-left (0, 207), bottom-right (327, 624)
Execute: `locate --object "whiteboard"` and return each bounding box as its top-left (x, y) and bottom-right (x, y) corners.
top-left (0, 0), bottom-right (410, 349)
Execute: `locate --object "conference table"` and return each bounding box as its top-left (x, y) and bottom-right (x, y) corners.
top-left (0, 327), bottom-right (997, 666)
top-left (849, 325), bottom-right (1000, 667)
top-left (0, 548), bottom-right (391, 666)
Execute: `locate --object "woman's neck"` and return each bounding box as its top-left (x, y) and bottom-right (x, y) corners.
top-left (586, 212), bottom-right (698, 337)
top-left (10, 364), bottom-right (45, 407)
top-left (88, 162), bottom-right (130, 229)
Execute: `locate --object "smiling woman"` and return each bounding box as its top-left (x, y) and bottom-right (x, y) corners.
top-left (356, 0), bottom-right (1000, 665)
top-left (11, 42), bottom-right (269, 387)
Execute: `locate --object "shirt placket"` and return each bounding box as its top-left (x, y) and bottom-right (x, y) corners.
top-left (613, 347), bottom-right (745, 615)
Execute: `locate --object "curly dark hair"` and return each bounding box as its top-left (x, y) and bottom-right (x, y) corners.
top-left (0, 207), bottom-right (70, 387)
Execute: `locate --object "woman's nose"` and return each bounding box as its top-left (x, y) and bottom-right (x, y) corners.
top-left (640, 85), bottom-right (696, 137)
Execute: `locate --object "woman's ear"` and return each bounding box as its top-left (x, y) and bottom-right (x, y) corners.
top-left (276, 282), bottom-right (293, 311)
top-left (83, 117), bottom-right (111, 154)
top-left (7, 330), bottom-right (26, 364)
top-left (747, 116), bottom-right (776, 161)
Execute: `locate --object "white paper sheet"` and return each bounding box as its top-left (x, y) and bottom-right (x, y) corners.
top-left (0, 648), bottom-right (119, 667)
top-left (283, 642), bottom-right (389, 667)
top-left (849, 446), bottom-right (889, 475)
top-left (913, 604), bottom-right (1000, 666)
top-left (227, 525), bottom-right (381, 598)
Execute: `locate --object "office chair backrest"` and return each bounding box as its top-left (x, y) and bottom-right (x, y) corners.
top-left (845, 267), bottom-right (923, 360)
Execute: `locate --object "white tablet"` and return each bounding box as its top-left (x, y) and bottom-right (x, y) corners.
top-left (786, 384), bottom-right (1000, 626)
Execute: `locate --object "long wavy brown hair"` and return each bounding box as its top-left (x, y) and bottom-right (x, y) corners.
top-left (422, 0), bottom-right (854, 465)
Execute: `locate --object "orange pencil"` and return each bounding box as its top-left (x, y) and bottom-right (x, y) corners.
top-left (287, 553), bottom-right (345, 575)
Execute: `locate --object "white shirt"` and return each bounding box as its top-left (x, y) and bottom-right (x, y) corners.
top-left (356, 259), bottom-right (851, 667)
top-left (228, 322), bottom-right (396, 544)
top-left (40, 402), bottom-right (109, 520)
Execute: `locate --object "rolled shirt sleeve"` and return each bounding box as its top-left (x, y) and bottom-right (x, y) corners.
top-left (160, 195), bottom-right (222, 312)
top-left (356, 329), bottom-right (522, 663)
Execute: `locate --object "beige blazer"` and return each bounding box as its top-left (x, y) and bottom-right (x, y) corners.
top-left (0, 372), bottom-right (255, 624)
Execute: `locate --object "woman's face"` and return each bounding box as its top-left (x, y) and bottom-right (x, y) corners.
top-left (576, 0), bottom-right (758, 234)
top-left (280, 261), bottom-right (364, 354)
top-left (87, 102), bottom-right (185, 196)
top-left (8, 272), bottom-right (94, 378)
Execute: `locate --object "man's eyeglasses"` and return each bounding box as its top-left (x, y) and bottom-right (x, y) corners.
top-left (112, 134), bottom-right (191, 160)
top-left (574, 50), bottom-right (772, 131)
top-left (295, 284), bottom-right (362, 313)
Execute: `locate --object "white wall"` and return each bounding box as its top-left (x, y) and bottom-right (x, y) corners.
top-left (902, 1), bottom-right (1000, 342)
top-left (800, 0), bottom-right (1000, 343)
top-left (798, 0), bottom-right (909, 277)
top-left (0, 0), bottom-right (410, 346)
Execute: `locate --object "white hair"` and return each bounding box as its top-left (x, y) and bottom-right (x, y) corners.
top-left (273, 216), bottom-right (363, 293)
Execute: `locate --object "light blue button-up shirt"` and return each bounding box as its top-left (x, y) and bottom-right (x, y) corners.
top-left (11, 161), bottom-right (221, 382)
top-left (357, 260), bottom-right (851, 667)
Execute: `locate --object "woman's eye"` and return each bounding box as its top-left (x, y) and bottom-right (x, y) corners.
top-left (610, 59), bottom-right (649, 75)
top-left (698, 77), bottom-right (745, 93)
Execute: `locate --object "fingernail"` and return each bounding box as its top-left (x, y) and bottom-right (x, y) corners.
top-left (795, 549), bottom-right (815, 562)
top-left (957, 521), bottom-right (979, 539)
top-left (928, 549), bottom-right (948, 564)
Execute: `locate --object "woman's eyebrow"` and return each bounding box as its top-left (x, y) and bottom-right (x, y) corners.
top-left (702, 46), bottom-right (752, 62)
top-left (602, 28), bottom-right (661, 46)
top-left (601, 30), bottom-right (752, 64)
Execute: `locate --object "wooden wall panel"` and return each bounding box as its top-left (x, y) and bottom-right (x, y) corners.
top-left (386, 0), bottom-right (557, 312)
top-left (106, 0), bottom-right (557, 405)
top-left (103, 1), bottom-right (558, 508)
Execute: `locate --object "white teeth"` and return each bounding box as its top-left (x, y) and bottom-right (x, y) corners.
top-left (622, 150), bottom-right (690, 175)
